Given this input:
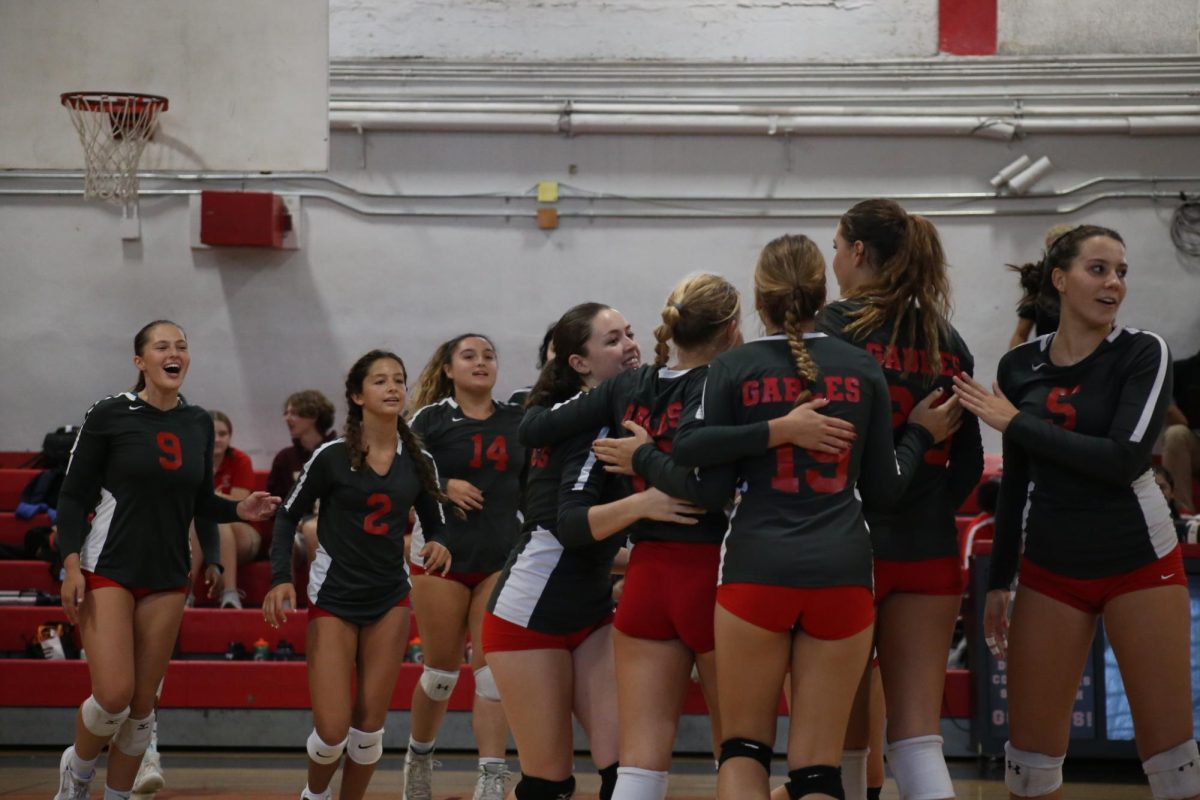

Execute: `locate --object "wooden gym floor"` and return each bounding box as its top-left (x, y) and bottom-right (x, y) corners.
top-left (0, 750), bottom-right (1153, 798)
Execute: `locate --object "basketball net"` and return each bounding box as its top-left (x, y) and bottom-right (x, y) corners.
top-left (60, 92), bottom-right (168, 207)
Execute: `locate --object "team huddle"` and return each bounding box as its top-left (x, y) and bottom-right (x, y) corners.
top-left (51, 199), bottom-right (1198, 800)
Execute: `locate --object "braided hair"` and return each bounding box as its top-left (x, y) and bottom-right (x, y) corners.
top-left (838, 199), bottom-right (951, 380)
top-left (652, 273), bottom-right (741, 367)
top-left (409, 333), bottom-right (495, 414)
top-left (754, 235), bottom-right (826, 403)
top-left (344, 349), bottom-right (464, 519)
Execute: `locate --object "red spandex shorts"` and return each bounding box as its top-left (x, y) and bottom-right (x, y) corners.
top-left (309, 595), bottom-right (410, 622)
top-left (717, 582), bottom-right (874, 640)
top-left (409, 563), bottom-right (495, 590)
top-left (82, 571), bottom-right (187, 602)
top-left (481, 611), bottom-right (614, 653)
top-left (614, 541), bottom-right (720, 653)
top-left (1019, 546), bottom-right (1187, 614)
top-left (874, 556), bottom-right (965, 604)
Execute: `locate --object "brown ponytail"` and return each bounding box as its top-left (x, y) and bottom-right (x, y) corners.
top-left (131, 319), bottom-right (185, 392)
top-left (838, 199), bottom-right (951, 380)
top-left (754, 235), bottom-right (826, 403)
top-left (527, 303), bottom-right (611, 408)
top-left (1008, 224), bottom-right (1124, 323)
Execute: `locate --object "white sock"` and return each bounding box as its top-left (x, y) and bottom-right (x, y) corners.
top-left (104, 787), bottom-right (131, 800)
top-left (840, 749), bottom-right (869, 800)
top-left (68, 747), bottom-right (98, 779)
top-left (302, 784), bottom-right (332, 800)
top-left (480, 756), bottom-right (506, 767)
top-left (611, 766), bottom-right (669, 800)
top-left (408, 736), bottom-right (435, 755)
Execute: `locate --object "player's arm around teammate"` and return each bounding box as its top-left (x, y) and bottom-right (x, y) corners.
top-left (955, 226), bottom-right (1198, 800)
top-left (820, 199), bottom-right (984, 800)
top-left (262, 350), bottom-right (451, 800)
top-left (53, 320), bottom-right (278, 800)
top-left (403, 333), bottom-right (526, 800)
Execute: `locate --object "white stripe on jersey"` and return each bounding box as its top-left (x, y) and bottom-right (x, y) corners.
top-left (550, 390), bottom-right (586, 412)
top-left (1017, 480), bottom-right (1035, 576)
top-left (64, 393), bottom-right (130, 477)
top-left (79, 489), bottom-right (116, 573)
top-left (308, 543), bottom-right (333, 607)
top-left (409, 518), bottom-right (427, 566)
top-left (1128, 331), bottom-right (1169, 444)
top-left (408, 396), bottom-right (457, 427)
top-left (695, 378), bottom-right (708, 421)
top-left (715, 498), bottom-right (741, 586)
top-left (283, 439), bottom-right (342, 514)
top-left (1131, 468), bottom-right (1178, 560)
top-left (490, 528), bottom-right (564, 627)
top-left (571, 426), bottom-right (610, 491)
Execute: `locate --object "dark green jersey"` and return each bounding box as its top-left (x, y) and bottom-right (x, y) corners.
top-left (56, 393), bottom-right (238, 590)
top-left (409, 398), bottom-right (525, 574)
top-left (673, 334), bottom-right (933, 589)
top-left (270, 438), bottom-right (446, 625)
top-left (818, 299), bottom-right (984, 561)
top-left (518, 364), bottom-right (730, 544)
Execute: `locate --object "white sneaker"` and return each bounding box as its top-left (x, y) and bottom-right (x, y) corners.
top-left (300, 786), bottom-right (331, 800)
top-left (54, 747), bottom-right (92, 800)
top-left (133, 748), bottom-right (165, 793)
top-left (402, 748), bottom-right (438, 800)
top-left (219, 588), bottom-right (245, 609)
top-left (472, 762), bottom-right (511, 800)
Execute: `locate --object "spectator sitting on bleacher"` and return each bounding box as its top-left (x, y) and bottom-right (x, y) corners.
top-left (187, 411), bottom-right (260, 608)
top-left (1152, 464), bottom-right (1200, 544)
top-left (267, 390), bottom-right (336, 564)
top-left (1162, 347), bottom-right (1200, 514)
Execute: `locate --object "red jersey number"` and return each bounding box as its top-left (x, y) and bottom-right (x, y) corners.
top-left (157, 432), bottom-right (182, 471)
top-left (889, 385), bottom-right (952, 466)
top-left (1045, 386), bottom-right (1082, 431)
top-left (772, 447), bottom-right (850, 495)
top-left (469, 434), bottom-right (509, 472)
top-left (363, 493), bottom-right (391, 536)
top-left (530, 447), bottom-right (550, 469)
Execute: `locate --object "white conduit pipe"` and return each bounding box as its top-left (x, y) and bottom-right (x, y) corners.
top-left (329, 112), bottom-right (1200, 138)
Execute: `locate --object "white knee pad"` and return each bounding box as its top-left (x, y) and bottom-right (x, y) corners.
top-left (346, 727), bottom-right (384, 766)
top-left (1143, 739), bottom-right (1200, 800)
top-left (840, 749), bottom-right (868, 800)
top-left (420, 665), bottom-right (459, 701)
top-left (80, 695), bottom-right (130, 737)
top-left (1004, 742), bottom-right (1064, 798)
top-left (306, 730), bottom-right (348, 765)
top-left (473, 665), bottom-right (500, 701)
top-left (612, 766), bottom-right (668, 800)
top-left (886, 735), bottom-right (954, 800)
top-left (113, 713), bottom-right (154, 757)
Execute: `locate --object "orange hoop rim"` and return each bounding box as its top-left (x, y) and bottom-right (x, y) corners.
top-left (61, 91), bottom-right (169, 114)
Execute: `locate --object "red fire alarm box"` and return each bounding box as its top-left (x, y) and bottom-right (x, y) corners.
top-left (199, 191), bottom-right (292, 247)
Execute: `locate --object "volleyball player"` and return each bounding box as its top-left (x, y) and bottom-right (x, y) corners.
top-left (519, 275), bottom-right (862, 800)
top-left (953, 226), bottom-right (1198, 800)
top-left (403, 334), bottom-right (525, 800)
top-left (670, 236), bottom-right (961, 800)
top-left (818, 199), bottom-right (984, 800)
top-left (262, 350), bottom-right (453, 800)
top-left (54, 320), bottom-right (279, 800)
top-left (484, 302), bottom-right (704, 800)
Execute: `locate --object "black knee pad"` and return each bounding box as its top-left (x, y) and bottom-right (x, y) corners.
top-left (597, 762), bottom-right (618, 800)
top-left (515, 774), bottom-right (576, 800)
top-left (718, 737), bottom-right (773, 773)
top-left (866, 787), bottom-right (882, 800)
top-left (787, 765), bottom-right (844, 800)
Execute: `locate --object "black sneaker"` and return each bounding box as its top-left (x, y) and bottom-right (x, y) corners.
top-left (224, 641), bottom-right (249, 661)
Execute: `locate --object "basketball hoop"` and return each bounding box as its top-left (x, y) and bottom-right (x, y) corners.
top-left (60, 92), bottom-right (168, 205)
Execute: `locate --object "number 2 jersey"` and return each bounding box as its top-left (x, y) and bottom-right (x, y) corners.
top-left (672, 333), bottom-right (935, 589)
top-left (818, 299), bottom-right (984, 561)
top-left (989, 327), bottom-right (1175, 589)
top-left (56, 393), bottom-right (239, 590)
top-left (270, 438), bottom-right (447, 624)
top-left (518, 364), bottom-right (731, 545)
top-left (409, 398), bottom-right (525, 575)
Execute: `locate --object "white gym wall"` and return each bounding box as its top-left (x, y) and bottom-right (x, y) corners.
top-left (2, 0), bottom-right (1199, 462)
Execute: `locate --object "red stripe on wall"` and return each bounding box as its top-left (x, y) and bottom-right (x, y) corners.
top-left (939, 0), bottom-right (998, 56)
